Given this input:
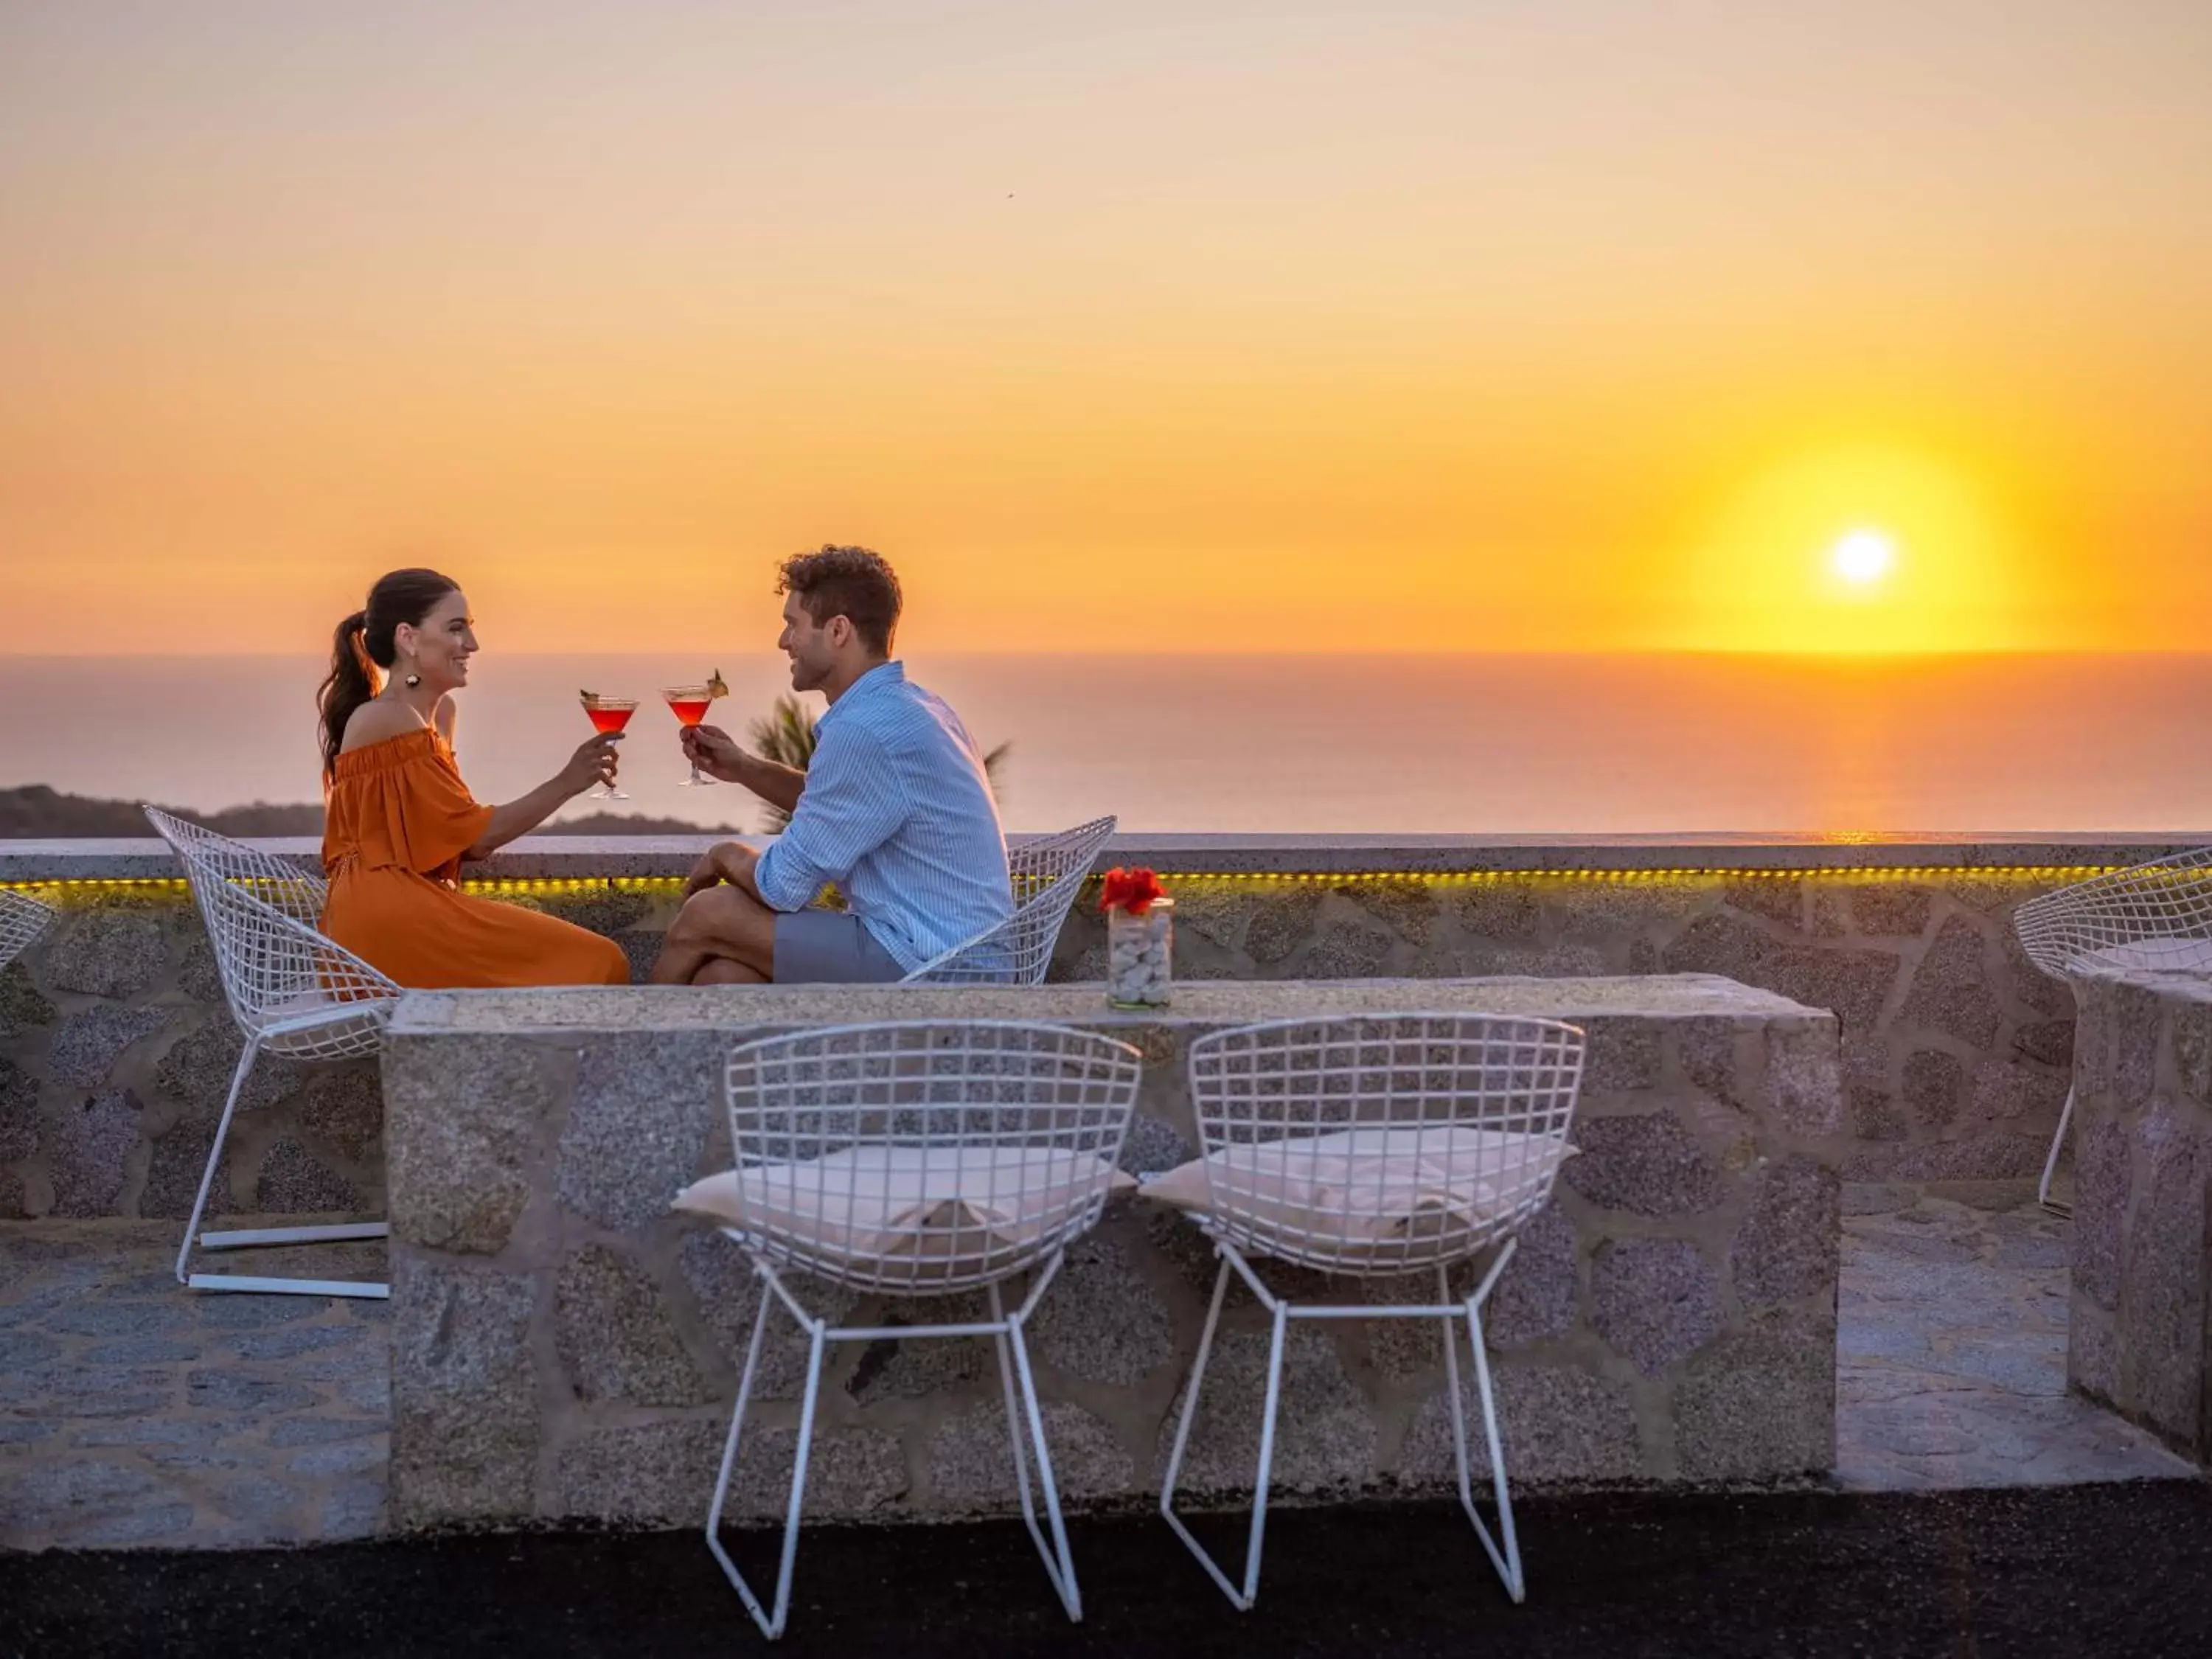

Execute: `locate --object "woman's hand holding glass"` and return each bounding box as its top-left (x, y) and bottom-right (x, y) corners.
top-left (560, 731), bottom-right (624, 799)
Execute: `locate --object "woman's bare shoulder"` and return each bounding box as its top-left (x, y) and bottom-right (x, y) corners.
top-left (340, 699), bottom-right (432, 753)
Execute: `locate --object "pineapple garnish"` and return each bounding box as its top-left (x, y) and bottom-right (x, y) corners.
top-left (706, 669), bottom-right (729, 699)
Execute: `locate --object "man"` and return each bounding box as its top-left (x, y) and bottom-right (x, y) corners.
top-left (650, 545), bottom-right (1013, 986)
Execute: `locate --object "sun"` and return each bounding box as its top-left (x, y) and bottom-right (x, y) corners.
top-left (1830, 529), bottom-right (1896, 585)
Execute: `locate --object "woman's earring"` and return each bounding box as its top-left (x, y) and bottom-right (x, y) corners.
top-left (403, 662), bottom-right (421, 689)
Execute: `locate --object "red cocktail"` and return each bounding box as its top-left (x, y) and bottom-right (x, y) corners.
top-left (578, 694), bottom-right (636, 799)
top-left (662, 684), bottom-right (717, 787)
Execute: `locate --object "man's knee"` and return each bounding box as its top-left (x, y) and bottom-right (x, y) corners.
top-left (670, 886), bottom-right (774, 957)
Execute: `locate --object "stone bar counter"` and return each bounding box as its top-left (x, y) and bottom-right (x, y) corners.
top-left (3, 831), bottom-right (2188, 1226)
top-left (380, 975), bottom-right (1842, 1528)
top-left (2067, 964), bottom-right (2212, 1464)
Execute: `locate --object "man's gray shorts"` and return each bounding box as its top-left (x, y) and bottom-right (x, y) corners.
top-left (772, 911), bottom-right (908, 984)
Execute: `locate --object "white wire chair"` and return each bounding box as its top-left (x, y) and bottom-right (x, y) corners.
top-left (1158, 1012), bottom-right (1586, 1611)
top-left (0, 888), bottom-right (57, 971)
top-left (701, 1020), bottom-right (1141, 1639)
top-left (2013, 848), bottom-right (2212, 1214)
top-left (902, 815), bottom-right (1117, 986)
top-left (145, 807), bottom-right (397, 1298)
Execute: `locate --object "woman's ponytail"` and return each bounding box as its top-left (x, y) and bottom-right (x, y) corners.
top-left (318, 610), bottom-right (376, 780)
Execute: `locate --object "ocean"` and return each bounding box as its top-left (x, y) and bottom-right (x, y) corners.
top-left (4, 653), bottom-right (2211, 837)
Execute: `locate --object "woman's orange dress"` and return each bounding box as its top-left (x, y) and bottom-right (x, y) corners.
top-left (321, 729), bottom-right (630, 988)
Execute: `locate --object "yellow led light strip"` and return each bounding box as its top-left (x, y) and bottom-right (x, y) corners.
top-left (0, 863), bottom-right (2129, 904)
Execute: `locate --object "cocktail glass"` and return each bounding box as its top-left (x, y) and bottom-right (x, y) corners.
top-left (578, 695), bottom-right (636, 799)
top-left (662, 684), bottom-right (717, 787)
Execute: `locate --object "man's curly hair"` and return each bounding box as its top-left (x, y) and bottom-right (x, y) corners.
top-left (776, 544), bottom-right (902, 657)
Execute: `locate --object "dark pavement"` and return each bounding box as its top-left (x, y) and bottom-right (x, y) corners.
top-left (4, 1481), bottom-right (2208, 1658)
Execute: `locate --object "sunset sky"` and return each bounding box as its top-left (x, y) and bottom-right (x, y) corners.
top-left (4, 0), bottom-right (2209, 656)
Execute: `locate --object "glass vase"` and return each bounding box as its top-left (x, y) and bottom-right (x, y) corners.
top-left (1107, 897), bottom-right (1174, 1009)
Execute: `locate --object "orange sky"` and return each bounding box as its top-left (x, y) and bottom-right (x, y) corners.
top-left (4, 1), bottom-right (2210, 655)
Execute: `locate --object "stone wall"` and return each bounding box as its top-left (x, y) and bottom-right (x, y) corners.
top-left (0, 859), bottom-right (2084, 1222)
top-left (380, 978), bottom-right (1841, 1527)
top-left (1048, 871), bottom-right (2076, 1185)
top-left (2067, 966), bottom-right (2212, 1463)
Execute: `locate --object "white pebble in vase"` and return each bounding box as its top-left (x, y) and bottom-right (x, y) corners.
top-left (1107, 897), bottom-right (1175, 1009)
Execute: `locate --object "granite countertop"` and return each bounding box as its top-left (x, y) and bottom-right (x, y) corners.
top-left (391, 973), bottom-right (1823, 1034)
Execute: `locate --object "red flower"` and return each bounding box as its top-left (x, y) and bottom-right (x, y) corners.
top-left (1099, 866), bottom-right (1167, 917)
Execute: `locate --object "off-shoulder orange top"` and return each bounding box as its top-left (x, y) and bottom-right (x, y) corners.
top-left (320, 729), bottom-right (629, 989)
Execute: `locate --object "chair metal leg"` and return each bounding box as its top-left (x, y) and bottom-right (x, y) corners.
top-left (1439, 1263), bottom-right (1478, 1517)
top-left (990, 1278), bottom-right (1082, 1622)
top-left (176, 1036), bottom-right (389, 1297)
top-left (706, 1281), bottom-right (824, 1641)
top-left (2039, 1082), bottom-right (2076, 1217)
top-left (1160, 1256), bottom-right (1254, 1609)
top-left (175, 1032), bottom-right (256, 1285)
top-left (1159, 1253), bottom-right (1292, 1612)
top-left (1460, 1293), bottom-right (1525, 1603)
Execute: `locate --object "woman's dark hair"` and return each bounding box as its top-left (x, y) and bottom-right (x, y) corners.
top-left (317, 568), bottom-right (460, 778)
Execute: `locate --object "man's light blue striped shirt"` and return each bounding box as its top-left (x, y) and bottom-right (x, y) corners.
top-left (753, 662), bottom-right (1012, 973)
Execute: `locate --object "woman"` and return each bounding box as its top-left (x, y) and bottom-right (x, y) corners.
top-left (316, 568), bottom-right (631, 987)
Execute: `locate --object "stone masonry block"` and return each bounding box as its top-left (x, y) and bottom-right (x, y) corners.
top-left (1398, 1363), bottom-right (1644, 1484)
top-left (2074, 975), bottom-right (2163, 1111)
top-left (298, 1065), bottom-right (384, 1161)
top-left (1728, 1156), bottom-right (1840, 1310)
top-left (1897, 917), bottom-right (2004, 1049)
top-left (1901, 1050), bottom-right (1964, 1129)
top-left (1662, 914), bottom-right (1898, 1031)
top-left (0, 961), bottom-right (58, 1044)
top-left (556, 1029), bottom-right (720, 1231)
top-left (1486, 1201), bottom-right (1579, 1349)
top-left (556, 1244), bottom-right (714, 1407)
top-left (46, 1091), bottom-right (141, 1218)
top-left (254, 1138), bottom-right (362, 1214)
top-left (1590, 1239), bottom-right (1723, 1376)
top-left (1581, 1018), bottom-right (1663, 1092)
top-left (43, 911), bottom-right (167, 999)
top-left (2119, 1107), bottom-right (2205, 1444)
top-left (1450, 886), bottom-right (1543, 942)
top-left (385, 1034), bottom-right (566, 1254)
top-left (1299, 919), bottom-right (1397, 979)
top-left (1673, 1310), bottom-right (1835, 1481)
top-left (0, 1057), bottom-right (39, 1164)
top-left (389, 1253), bottom-right (540, 1526)
top-left (928, 1399), bottom-right (1135, 1512)
top-left (1026, 1231), bottom-right (1174, 1387)
top-left (1562, 1113), bottom-right (1725, 1217)
top-left (156, 1022), bottom-right (304, 1118)
top-left (1336, 879), bottom-right (1438, 947)
top-left (1245, 889), bottom-right (1326, 964)
top-left (1847, 884), bottom-right (1934, 937)
top-left (1724, 879), bottom-right (1805, 931)
top-left (1764, 1018), bottom-right (1844, 1135)
top-left (46, 1005), bottom-right (171, 1088)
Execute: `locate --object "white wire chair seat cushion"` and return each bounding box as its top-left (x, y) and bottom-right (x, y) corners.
top-left (1141, 1124), bottom-right (1581, 1273)
top-left (0, 889), bottom-right (57, 970)
top-left (902, 815), bottom-right (1118, 986)
top-left (675, 1145), bottom-right (1138, 1288)
top-left (711, 1019), bottom-right (1142, 1295)
top-left (2076, 938), bottom-right (2212, 975)
top-left (2013, 848), bottom-right (2212, 981)
top-left (1178, 1013), bottom-right (1587, 1279)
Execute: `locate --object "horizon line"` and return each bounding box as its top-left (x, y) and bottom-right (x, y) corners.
top-left (1, 646), bottom-right (2203, 663)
